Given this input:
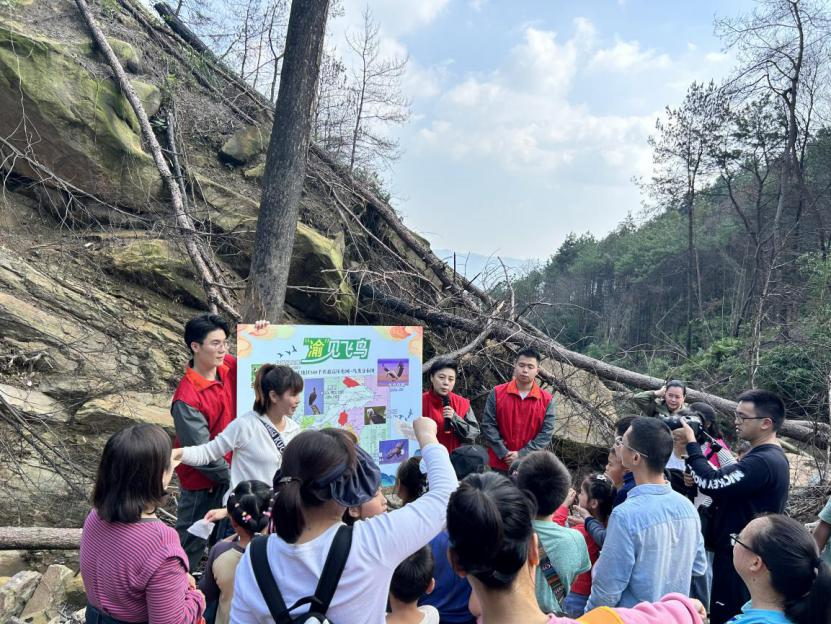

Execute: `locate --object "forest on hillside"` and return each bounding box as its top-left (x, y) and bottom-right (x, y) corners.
top-left (512, 0), bottom-right (831, 424)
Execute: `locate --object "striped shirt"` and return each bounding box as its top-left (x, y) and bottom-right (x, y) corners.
top-left (79, 509), bottom-right (205, 624)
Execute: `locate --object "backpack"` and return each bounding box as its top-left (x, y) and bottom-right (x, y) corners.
top-left (250, 525), bottom-right (354, 624)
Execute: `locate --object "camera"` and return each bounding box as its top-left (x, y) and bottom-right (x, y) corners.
top-left (661, 409), bottom-right (707, 444)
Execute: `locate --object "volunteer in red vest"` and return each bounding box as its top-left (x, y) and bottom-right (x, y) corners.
top-left (481, 347), bottom-right (556, 471)
top-left (422, 358), bottom-right (479, 453)
top-left (171, 314), bottom-right (267, 569)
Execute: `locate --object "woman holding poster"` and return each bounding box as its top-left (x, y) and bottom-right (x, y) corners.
top-left (422, 359), bottom-right (480, 453)
top-left (173, 364), bottom-right (303, 516)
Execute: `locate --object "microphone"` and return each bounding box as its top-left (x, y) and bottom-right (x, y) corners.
top-left (442, 395), bottom-right (451, 433)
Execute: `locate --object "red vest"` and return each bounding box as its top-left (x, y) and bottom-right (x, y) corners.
top-left (488, 379), bottom-right (552, 470)
top-left (422, 390), bottom-right (471, 453)
top-left (172, 354), bottom-right (237, 491)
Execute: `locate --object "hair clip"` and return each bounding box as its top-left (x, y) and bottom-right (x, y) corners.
top-left (279, 476), bottom-right (302, 486)
top-left (594, 474), bottom-right (609, 482)
top-left (262, 511), bottom-right (271, 518)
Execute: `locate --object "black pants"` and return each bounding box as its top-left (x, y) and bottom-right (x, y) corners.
top-left (86, 604), bottom-right (146, 624)
top-left (175, 487), bottom-right (227, 571)
top-left (710, 547), bottom-right (749, 624)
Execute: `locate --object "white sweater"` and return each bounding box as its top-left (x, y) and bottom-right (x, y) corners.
top-left (229, 443), bottom-right (457, 624)
top-left (181, 410), bottom-right (301, 501)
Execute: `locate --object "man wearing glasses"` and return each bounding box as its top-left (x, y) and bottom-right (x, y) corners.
top-left (672, 389), bottom-right (790, 624)
top-left (586, 417), bottom-right (706, 612)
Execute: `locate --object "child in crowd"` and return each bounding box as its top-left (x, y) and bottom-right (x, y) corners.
top-left (344, 486), bottom-right (389, 524)
top-left (395, 456), bottom-right (428, 505)
top-left (446, 471), bottom-right (707, 624)
top-left (418, 446), bottom-right (488, 624)
top-left (387, 546), bottom-right (440, 624)
top-left (515, 451), bottom-right (590, 615)
top-left (556, 473), bottom-right (615, 617)
top-left (198, 480), bottom-right (271, 624)
top-left (80, 424), bottom-right (205, 624)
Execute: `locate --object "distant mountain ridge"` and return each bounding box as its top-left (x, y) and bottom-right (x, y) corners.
top-left (434, 248), bottom-right (536, 284)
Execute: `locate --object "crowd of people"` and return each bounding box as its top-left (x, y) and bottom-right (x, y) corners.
top-left (76, 314), bottom-right (831, 624)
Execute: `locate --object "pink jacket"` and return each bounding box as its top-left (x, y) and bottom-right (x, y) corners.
top-left (546, 593), bottom-right (703, 624)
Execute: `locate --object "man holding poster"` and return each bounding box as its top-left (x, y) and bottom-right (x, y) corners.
top-left (481, 347), bottom-right (556, 471)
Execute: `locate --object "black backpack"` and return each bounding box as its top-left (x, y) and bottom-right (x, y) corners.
top-left (250, 525), bottom-right (354, 624)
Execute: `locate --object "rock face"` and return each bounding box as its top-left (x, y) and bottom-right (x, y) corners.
top-left (0, 571), bottom-right (42, 621)
top-left (0, 25), bottom-right (163, 209)
top-left (219, 124), bottom-right (269, 166)
top-left (19, 564), bottom-right (73, 624)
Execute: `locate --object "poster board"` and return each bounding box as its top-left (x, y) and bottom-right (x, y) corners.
top-left (237, 324), bottom-right (423, 486)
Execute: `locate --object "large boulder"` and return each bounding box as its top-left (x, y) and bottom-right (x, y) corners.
top-left (19, 564), bottom-right (73, 624)
top-left (0, 571), bottom-right (42, 621)
top-left (0, 25), bottom-right (162, 210)
top-left (0, 384), bottom-right (68, 422)
top-left (219, 124), bottom-right (269, 166)
top-left (190, 174), bottom-right (356, 322)
top-left (97, 236), bottom-right (208, 310)
top-left (74, 391), bottom-right (172, 432)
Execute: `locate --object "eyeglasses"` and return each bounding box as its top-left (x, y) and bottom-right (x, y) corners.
top-left (730, 533), bottom-right (754, 553)
top-left (614, 435), bottom-right (649, 458)
top-left (734, 412), bottom-right (768, 422)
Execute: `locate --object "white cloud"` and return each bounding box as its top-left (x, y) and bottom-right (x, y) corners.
top-left (411, 22), bottom-right (657, 178)
top-left (590, 38), bottom-right (672, 71)
top-left (468, 0), bottom-right (487, 11)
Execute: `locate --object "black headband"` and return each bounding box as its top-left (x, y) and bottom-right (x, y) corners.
top-left (274, 444), bottom-right (382, 508)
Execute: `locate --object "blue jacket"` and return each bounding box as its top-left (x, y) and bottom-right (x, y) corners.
top-left (587, 483), bottom-right (707, 610)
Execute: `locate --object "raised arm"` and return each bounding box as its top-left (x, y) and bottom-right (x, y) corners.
top-left (359, 418), bottom-right (458, 568)
top-left (178, 417), bottom-right (240, 467)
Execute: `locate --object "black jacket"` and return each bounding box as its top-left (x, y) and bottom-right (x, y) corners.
top-left (685, 441), bottom-right (789, 550)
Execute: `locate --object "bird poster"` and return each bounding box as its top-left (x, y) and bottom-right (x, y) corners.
top-left (237, 324), bottom-right (423, 485)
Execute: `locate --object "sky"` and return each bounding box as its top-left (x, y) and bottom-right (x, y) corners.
top-left (328, 0), bottom-right (757, 261)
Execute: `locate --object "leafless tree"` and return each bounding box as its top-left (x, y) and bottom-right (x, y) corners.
top-left (344, 7), bottom-right (410, 172)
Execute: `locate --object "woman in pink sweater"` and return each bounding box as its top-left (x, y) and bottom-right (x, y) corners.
top-left (80, 424), bottom-right (205, 624)
top-left (447, 472), bottom-right (706, 624)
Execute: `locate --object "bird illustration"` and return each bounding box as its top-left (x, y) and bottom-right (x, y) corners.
top-left (309, 387), bottom-right (320, 415)
top-left (291, 345), bottom-right (297, 353)
top-left (383, 361), bottom-right (405, 381)
top-left (384, 441), bottom-right (405, 460)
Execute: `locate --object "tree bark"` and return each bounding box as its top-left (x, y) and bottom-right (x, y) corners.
top-left (0, 527), bottom-right (82, 550)
top-left (242, 0), bottom-right (331, 321)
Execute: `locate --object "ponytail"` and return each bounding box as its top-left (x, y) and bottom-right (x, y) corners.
top-left (253, 364), bottom-right (304, 415)
top-left (583, 473), bottom-right (614, 523)
top-left (226, 480), bottom-right (272, 536)
top-left (786, 560), bottom-right (831, 624)
top-left (270, 428), bottom-right (356, 543)
top-left (447, 472), bottom-right (536, 589)
top-left (752, 514), bottom-right (831, 624)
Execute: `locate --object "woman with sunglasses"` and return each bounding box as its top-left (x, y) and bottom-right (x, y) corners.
top-left (729, 514), bottom-right (831, 623)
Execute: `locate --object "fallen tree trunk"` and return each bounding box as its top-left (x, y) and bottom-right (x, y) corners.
top-left (359, 282), bottom-right (822, 448)
top-left (77, 0), bottom-right (239, 319)
top-left (0, 527), bottom-right (82, 550)
top-left (153, 2), bottom-right (213, 57)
